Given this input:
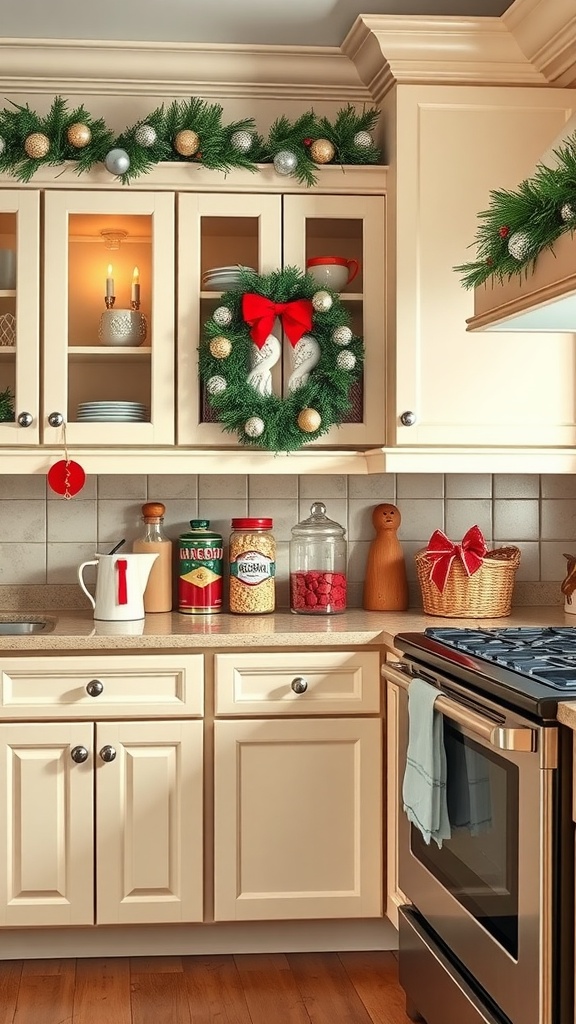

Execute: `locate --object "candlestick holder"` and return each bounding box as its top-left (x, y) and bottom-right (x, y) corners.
top-left (104, 295), bottom-right (116, 309)
top-left (131, 300), bottom-right (140, 311)
top-left (98, 308), bottom-right (147, 347)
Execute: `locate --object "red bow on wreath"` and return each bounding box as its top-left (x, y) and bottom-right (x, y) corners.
top-left (242, 293), bottom-right (313, 349)
top-left (425, 525), bottom-right (487, 593)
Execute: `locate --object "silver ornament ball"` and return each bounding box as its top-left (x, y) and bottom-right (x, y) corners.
top-left (231, 130), bottom-right (253, 154)
top-left (245, 416), bottom-right (265, 439)
top-left (561, 202), bottom-right (576, 223)
top-left (507, 230), bottom-right (532, 262)
top-left (104, 148), bottom-right (131, 176)
top-left (336, 350), bottom-right (356, 371)
top-left (353, 131), bottom-right (373, 149)
top-left (207, 375), bottom-right (227, 396)
top-left (213, 306), bottom-right (233, 327)
top-left (273, 150), bottom-right (298, 176)
top-left (332, 325), bottom-right (353, 346)
top-left (134, 124), bottom-right (157, 148)
top-left (312, 290), bottom-right (333, 313)
top-left (0, 136), bottom-right (5, 157)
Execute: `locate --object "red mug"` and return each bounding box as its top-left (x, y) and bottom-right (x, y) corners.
top-left (306, 256), bottom-right (360, 290)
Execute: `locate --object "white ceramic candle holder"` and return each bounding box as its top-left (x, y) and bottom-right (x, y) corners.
top-left (98, 309), bottom-right (147, 347)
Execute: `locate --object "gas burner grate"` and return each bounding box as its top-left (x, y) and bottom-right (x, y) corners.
top-left (425, 626), bottom-right (576, 689)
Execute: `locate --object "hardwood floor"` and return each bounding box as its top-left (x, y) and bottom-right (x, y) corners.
top-left (2, 951), bottom-right (413, 1024)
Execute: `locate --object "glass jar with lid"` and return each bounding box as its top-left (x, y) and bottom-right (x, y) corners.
top-left (289, 502), bottom-right (347, 614)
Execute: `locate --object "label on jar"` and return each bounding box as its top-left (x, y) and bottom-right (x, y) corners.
top-left (178, 541), bottom-right (223, 614)
top-left (230, 550), bottom-right (275, 585)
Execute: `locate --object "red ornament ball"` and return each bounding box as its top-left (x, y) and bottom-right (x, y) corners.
top-left (498, 225), bottom-right (510, 238)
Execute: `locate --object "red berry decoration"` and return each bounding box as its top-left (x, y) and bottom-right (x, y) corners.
top-left (290, 571), bottom-right (347, 614)
top-left (303, 137), bottom-right (313, 146)
top-left (498, 225), bottom-right (510, 238)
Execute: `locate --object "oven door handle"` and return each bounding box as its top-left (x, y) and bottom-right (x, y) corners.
top-left (381, 663), bottom-right (536, 753)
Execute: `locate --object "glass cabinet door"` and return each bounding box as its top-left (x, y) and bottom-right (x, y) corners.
top-left (43, 191), bottom-right (175, 447)
top-left (283, 194), bottom-right (385, 447)
top-left (177, 193), bottom-right (282, 446)
top-left (0, 191), bottom-right (40, 445)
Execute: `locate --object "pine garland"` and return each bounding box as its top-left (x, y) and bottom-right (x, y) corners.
top-left (199, 266), bottom-right (364, 451)
top-left (456, 135), bottom-right (576, 288)
top-left (0, 387), bottom-right (14, 423)
top-left (0, 97), bottom-right (381, 186)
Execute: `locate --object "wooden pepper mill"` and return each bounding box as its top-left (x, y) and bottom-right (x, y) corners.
top-left (363, 503), bottom-right (409, 611)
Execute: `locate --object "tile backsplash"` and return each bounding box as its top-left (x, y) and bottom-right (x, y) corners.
top-left (0, 472), bottom-right (570, 609)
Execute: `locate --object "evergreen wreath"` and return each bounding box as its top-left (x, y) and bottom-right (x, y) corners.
top-left (0, 97), bottom-right (381, 187)
top-left (199, 267), bottom-right (364, 451)
top-left (455, 134), bottom-right (576, 289)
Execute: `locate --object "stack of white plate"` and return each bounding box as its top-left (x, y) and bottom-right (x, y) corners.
top-left (76, 401), bottom-right (148, 422)
top-left (202, 265), bottom-right (255, 291)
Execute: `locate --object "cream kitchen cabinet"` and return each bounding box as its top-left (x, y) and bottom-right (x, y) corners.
top-left (385, 85), bottom-right (576, 452)
top-left (0, 190), bottom-right (40, 444)
top-left (0, 654), bottom-right (204, 927)
top-left (0, 167), bottom-right (386, 470)
top-left (176, 189), bottom-right (386, 448)
top-left (212, 650), bottom-right (383, 921)
top-left (43, 190), bottom-right (175, 447)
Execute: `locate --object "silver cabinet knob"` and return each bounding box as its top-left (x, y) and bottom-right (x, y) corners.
top-left (86, 679), bottom-right (104, 697)
top-left (70, 745), bottom-right (89, 764)
top-left (48, 412), bottom-right (64, 427)
top-left (400, 411), bottom-right (417, 427)
top-left (291, 677), bottom-right (308, 694)
top-left (17, 412), bottom-right (33, 427)
top-left (99, 745), bottom-right (116, 763)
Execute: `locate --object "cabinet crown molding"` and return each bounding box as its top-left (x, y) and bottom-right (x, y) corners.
top-left (342, 14), bottom-right (547, 98)
top-left (0, 37), bottom-right (370, 102)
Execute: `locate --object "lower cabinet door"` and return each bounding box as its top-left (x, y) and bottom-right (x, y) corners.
top-left (95, 719), bottom-right (203, 925)
top-left (0, 721), bottom-right (94, 927)
top-left (213, 717), bottom-right (382, 921)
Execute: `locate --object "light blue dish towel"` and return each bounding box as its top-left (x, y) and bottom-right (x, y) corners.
top-left (402, 677), bottom-right (451, 849)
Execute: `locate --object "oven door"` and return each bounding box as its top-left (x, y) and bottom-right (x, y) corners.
top-left (383, 661), bottom-right (555, 1024)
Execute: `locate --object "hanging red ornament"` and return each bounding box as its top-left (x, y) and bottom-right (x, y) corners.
top-left (303, 138), bottom-right (313, 146)
top-left (498, 225), bottom-right (510, 238)
top-left (47, 459), bottom-right (86, 498)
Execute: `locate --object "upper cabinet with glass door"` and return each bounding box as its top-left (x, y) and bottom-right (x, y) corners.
top-left (0, 192), bottom-right (40, 445)
top-left (177, 191), bottom-right (385, 448)
top-left (43, 191), bottom-right (175, 447)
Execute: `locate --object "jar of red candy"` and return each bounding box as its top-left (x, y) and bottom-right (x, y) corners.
top-left (289, 501), bottom-right (347, 615)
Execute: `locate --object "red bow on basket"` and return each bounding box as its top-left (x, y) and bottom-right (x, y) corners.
top-left (242, 293), bottom-right (313, 349)
top-left (425, 525), bottom-right (487, 593)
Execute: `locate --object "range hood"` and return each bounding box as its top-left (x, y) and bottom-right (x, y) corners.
top-left (467, 115), bottom-right (576, 333)
top-left (466, 229), bottom-right (576, 332)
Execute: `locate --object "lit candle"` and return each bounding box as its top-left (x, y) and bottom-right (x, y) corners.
top-left (131, 266), bottom-right (140, 306)
top-left (106, 264), bottom-right (114, 298)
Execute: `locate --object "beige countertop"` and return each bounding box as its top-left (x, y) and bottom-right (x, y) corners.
top-left (0, 605), bottom-right (572, 652)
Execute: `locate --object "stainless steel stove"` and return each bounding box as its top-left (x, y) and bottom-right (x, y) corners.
top-left (383, 624), bottom-right (576, 1024)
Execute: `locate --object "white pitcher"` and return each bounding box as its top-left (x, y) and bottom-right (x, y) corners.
top-left (78, 552), bottom-right (159, 621)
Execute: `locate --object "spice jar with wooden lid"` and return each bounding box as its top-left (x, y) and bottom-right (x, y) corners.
top-left (132, 502), bottom-right (173, 612)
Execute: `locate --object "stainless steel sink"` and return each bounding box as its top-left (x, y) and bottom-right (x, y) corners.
top-left (0, 620), bottom-right (54, 635)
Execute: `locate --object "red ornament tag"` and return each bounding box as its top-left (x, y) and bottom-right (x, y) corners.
top-left (47, 459), bottom-right (86, 498)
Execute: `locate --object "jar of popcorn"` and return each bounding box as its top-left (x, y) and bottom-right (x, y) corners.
top-left (229, 518), bottom-right (276, 614)
top-left (290, 502), bottom-right (347, 614)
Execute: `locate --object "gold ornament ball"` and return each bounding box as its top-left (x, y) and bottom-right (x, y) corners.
top-left (297, 408), bottom-right (322, 433)
top-left (24, 132), bottom-right (50, 159)
top-left (310, 138), bottom-right (335, 165)
top-left (174, 129), bottom-right (200, 157)
top-left (209, 336), bottom-right (232, 359)
top-left (67, 122), bottom-right (92, 149)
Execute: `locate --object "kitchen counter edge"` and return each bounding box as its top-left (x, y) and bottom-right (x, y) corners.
top-left (0, 606), bottom-right (570, 653)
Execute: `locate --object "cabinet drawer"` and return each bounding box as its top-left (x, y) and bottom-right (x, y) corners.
top-left (0, 654), bottom-right (203, 719)
top-left (214, 651), bottom-right (380, 715)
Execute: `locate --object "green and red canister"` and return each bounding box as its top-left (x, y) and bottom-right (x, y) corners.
top-left (178, 520), bottom-right (223, 614)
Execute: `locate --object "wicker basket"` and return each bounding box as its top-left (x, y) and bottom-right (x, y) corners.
top-left (415, 545), bottom-right (521, 618)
